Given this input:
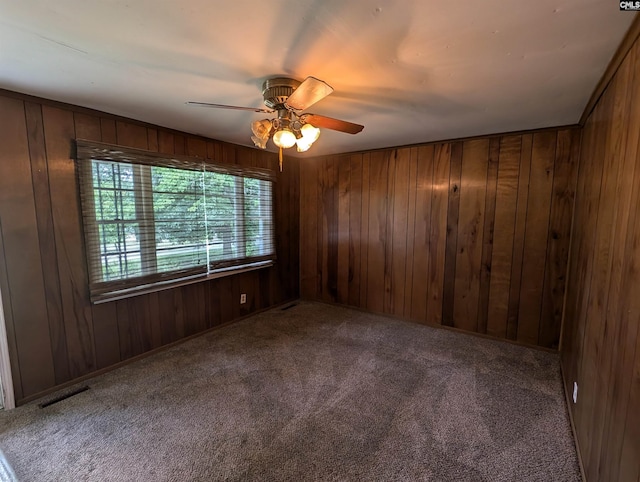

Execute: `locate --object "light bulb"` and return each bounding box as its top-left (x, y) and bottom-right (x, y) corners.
top-left (273, 128), bottom-right (296, 149)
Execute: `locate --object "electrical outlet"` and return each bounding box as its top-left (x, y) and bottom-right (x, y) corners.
top-left (573, 382), bottom-right (578, 403)
top-left (240, 293), bottom-right (247, 304)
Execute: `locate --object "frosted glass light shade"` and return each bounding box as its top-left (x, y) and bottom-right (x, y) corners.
top-left (296, 138), bottom-right (313, 152)
top-left (300, 123), bottom-right (320, 142)
top-left (273, 129), bottom-right (296, 148)
top-left (251, 119), bottom-right (272, 149)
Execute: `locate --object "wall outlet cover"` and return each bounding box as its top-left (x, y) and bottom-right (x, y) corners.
top-left (573, 382), bottom-right (578, 403)
top-left (240, 293), bottom-right (247, 304)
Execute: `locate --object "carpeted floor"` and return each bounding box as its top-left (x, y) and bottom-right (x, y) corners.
top-left (0, 301), bottom-right (580, 481)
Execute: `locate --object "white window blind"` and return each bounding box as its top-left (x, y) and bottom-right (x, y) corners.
top-left (76, 140), bottom-right (275, 303)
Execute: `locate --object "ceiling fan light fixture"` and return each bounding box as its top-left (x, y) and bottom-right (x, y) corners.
top-left (273, 128), bottom-right (296, 149)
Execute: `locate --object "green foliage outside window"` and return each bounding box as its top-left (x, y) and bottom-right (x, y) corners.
top-left (90, 160), bottom-right (271, 283)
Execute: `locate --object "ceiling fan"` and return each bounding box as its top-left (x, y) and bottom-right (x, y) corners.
top-left (187, 76), bottom-right (364, 170)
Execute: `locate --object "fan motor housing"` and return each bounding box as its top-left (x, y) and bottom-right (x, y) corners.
top-left (262, 77), bottom-right (301, 109)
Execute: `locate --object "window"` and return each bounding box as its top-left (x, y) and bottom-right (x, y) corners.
top-left (76, 140), bottom-right (275, 303)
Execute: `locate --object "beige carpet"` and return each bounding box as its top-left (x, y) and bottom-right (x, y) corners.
top-left (0, 301), bottom-right (580, 481)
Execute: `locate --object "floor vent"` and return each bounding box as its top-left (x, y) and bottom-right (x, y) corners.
top-left (39, 386), bottom-right (90, 408)
top-left (281, 303), bottom-right (298, 311)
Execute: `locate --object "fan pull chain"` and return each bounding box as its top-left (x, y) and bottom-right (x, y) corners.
top-left (279, 147), bottom-right (283, 172)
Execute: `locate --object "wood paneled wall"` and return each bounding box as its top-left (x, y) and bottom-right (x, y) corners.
top-left (561, 29), bottom-right (640, 482)
top-left (300, 128), bottom-right (580, 349)
top-left (0, 90), bottom-right (299, 405)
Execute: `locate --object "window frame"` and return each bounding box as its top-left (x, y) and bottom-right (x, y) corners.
top-left (76, 139), bottom-right (276, 304)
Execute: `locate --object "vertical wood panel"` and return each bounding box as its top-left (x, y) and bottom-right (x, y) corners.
top-left (517, 131), bottom-right (557, 345)
top-left (598, 46), bottom-right (640, 482)
top-left (25, 102), bottom-right (71, 384)
top-left (300, 159), bottom-right (318, 298)
top-left (174, 134), bottom-right (186, 155)
top-left (323, 159), bottom-right (338, 301)
top-left (289, 159), bottom-right (300, 300)
top-left (0, 97), bottom-right (56, 396)
top-left (486, 136), bottom-right (521, 338)
top-left (316, 158), bottom-right (326, 299)
top-left (426, 144), bottom-right (451, 326)
top-left (365, 151), bottom-right (389, 313)
top-left (74, 113), bottom-right (102, 140)
top-left (562, 117), bottom-right (596, 389)
top-left (359, 154), bottom-right (371, 308)
top-left (158, 130), bottom-right (175, 155)
top-left (116, 121), bottom-right (148, 149)
top-left (389, 148), bottom-right (410, 317)
top-left (507, 134), bottom-right (533, 341)
top-left (42, 105), bottom-right (96, 378)
top-left (348, 154), bottom-right (363, 306)
top-left (539, 129), bottom-right (579, 349)
top-left (576, 101), bottom-right (613, 458)
top-left (230, 274), bottom-right (241, 321)
top-left (408, 145), bottom-right (433, 321)
top-left (477, 138), bottom-right (499, 334)
top-left (147, 128), bottom-right (158, 152)
top-left (100, 118), bottom-right (117, 143)
top-left (157, 290), bottom-right (176, 344)
top-left (402, 148), bottom-right (418, 319)
top-left (208, 278), bottom-right (222, 327)
top-left (336, 157), bottom-right (350, 304)
top-left (453, 139), bottom-right (489, 332)
top-left (219, 277), bottom-right (234, 324)
top-left (442, 142), bottom-right (462, 326)
top-left (382, 150), bottom-right (396, 315)
top-left (91, 302), bottom-right (120, 369)
top-left (183, 284), bottom-right (206, 336)
top-left (147, 292), bottom-right (161, 349)
top-left (580, 57), bottom-right (631, 479)
top-left (115, 300), bottom-right (132, 360)
top-left (186, 137), bottom-right (207, 158)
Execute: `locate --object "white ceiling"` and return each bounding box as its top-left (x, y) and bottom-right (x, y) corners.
top-left (0, 1), bottom-right (635, 157)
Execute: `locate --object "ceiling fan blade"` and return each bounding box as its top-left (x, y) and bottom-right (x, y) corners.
top-left (285, 77), bottom-right (334, 111)
top-left (300, 113), bottom-right (364, 135)
top-left (186, 101), bottom-right (273, 113)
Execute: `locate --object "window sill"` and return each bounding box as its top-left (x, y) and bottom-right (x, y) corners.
top-left (92, 261), bottom-right (274, 304)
